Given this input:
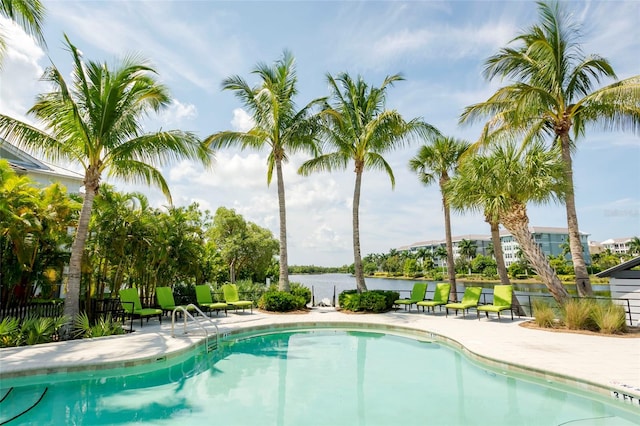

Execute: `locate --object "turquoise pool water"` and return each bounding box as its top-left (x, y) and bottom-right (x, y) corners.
top-left (1, 330), bottom-right (638, 425)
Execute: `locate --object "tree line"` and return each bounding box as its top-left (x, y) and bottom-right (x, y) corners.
top-left (0, 160), bottom-right (278, 309)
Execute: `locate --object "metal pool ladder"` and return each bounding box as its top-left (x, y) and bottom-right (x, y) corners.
top-left (170, 304), bottom-right (219, 352)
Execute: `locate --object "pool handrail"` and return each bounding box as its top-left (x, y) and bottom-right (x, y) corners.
top-left (171, 304), bottom-right (219, 351)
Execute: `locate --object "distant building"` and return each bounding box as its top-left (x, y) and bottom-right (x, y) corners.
top-left (600, 237), bottom-right (636, 255)
top-left (0, 138), bottom-right (83, 193)
top-left (400, 226), bottom-right (591, 267)
top-left (501, 226), bottom-right (591, 266)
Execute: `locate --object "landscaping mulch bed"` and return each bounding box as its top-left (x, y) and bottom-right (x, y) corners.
top-left (519, 320), bottom-right (640, 338)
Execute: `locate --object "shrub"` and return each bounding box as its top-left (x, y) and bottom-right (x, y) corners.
top-left (532, 299), bottom-right (556, 328)
top-left (561, 299), bottom-right (598, 331)
top-left (73, 312), bottom-right (125, 339)
top-left (338, 290), bottom-right (399, 313)
top-left (290, 282), bottom-right (312, 305)
top-left (591, 301), bottom-right (628, 334)
top-left (258, 290), bottom-right (306, 312)
top-left (562, 299), bottom-right (597, 331)
top-left (172, 282), bottom-right (196, 305)
top-left (0, 317), bottom-right (21, 347)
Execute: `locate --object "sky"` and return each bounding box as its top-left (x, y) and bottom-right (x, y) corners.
top-left (1, 0), bottom-right (639, 267)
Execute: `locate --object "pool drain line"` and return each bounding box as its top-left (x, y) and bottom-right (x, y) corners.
top-left (0, 387), bottom-right (48, 425)
top-left (0, 388), bottom-right (13, 403)
top-left (556, 415), bottom-right (615, 425)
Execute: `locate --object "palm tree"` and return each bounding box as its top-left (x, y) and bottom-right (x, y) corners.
top-left (0, 36), bottom-right (211, 330)
top-left (299, 72), bottom-right (436, 293)
top-left (0, 0), bottom-right (46, 64)
top-left (460, 1), bottom-right (640, 297)
top-left (627, 237), bottom-right (640, 256)
top-left (434, 245), bottom-right (448, 275)
top-left (447, 141), bottom-right (570, 304)
top-left (409, 136), bottom-right (470, 302)
top-left (205, 51), bottom-right (321, 292)
top-left (458, 239), bottom-right (477, 261)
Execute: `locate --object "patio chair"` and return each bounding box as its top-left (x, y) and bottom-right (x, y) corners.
top-left (156, 286), bottom-right (196, 316)
top-left (119, 288), bottom-right (162, 327)
top-left (417, 283), bottom-right (451, 313)
top-left (222, 283), bottom-right (253, 312)
top-left (393, 282), bottom-right (428, 312)
top-left (195, 284), bottom-right (229, 316)
top-left (477, 285), bottom-right (514, 320)
top-left (445, 286), bottom-right (482, 317)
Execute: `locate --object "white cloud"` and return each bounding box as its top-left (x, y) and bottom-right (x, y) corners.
top-left (230, 108), bottom-right (254, 132)
top-left (158, 99), bottom-right (198, 126)
top-left (0, 18), bottom-right (45, 122)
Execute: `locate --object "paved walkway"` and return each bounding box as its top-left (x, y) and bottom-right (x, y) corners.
top-left (1, 308), bottom-right (639, 405)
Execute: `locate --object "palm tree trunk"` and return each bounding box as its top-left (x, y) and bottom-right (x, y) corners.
top-left (353, 167), bottom-right (367, 293)
top-left (275, 159), bottom-right (290, 292)
top-left (63, 174), bottom-right (98, 334)
top-left (488, 219), bottom-right (510, 285)
top-left (441, 181), bottom-right (457, 302)
top-left (501, 203), bottom-right (570, 304)
top-left (559, 133), bottom-right (592, 297)
top-left (487, 217), bottom-right (526, 316)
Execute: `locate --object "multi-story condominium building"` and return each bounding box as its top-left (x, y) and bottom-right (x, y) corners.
top-left (400, 226), bottom-right (591, 268)
top-left (600, 237), bottom-right (636, 255)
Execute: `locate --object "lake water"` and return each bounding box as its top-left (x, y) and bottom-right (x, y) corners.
top-left (289, 273), bottom-right (611, 313)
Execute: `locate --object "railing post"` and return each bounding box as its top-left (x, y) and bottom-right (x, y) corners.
top-left (312, 285), bottom-right (315, 307)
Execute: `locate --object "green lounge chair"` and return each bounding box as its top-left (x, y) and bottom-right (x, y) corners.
top-left (417, 283), bottom-right (451, 313)
top-left (195, 284), bottom-right (229, 316)
top-left (477, 285), bottom-right (513, 320)
top-left (445, 286), bottom-right (482, 317)
top-left (222, 284), bottom-right (253, 312)
top-left (156, 286), bottom-right (196, 316)
top-left (119, 288), bottom-right (162, 327)
top-left (393, 282), bottom-right (428, 311)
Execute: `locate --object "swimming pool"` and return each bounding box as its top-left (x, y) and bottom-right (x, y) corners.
top-left (1, 329), bottom-right (638, 425)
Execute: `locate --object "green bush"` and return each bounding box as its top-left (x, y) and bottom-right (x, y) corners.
top-left (290, 282), bottom-right (312, 305)
top-left (172, 283), bottom-right (196, 305)
top-left (532, 299), bottom-right (556, 328)
top-left (73, 312), bottom-right (125, 339)
top-left (258, 290), bottom-right (306, 312)
top-left (591, 301), bottom-right (627, 334)
top-left (562, 298), bottom-right (597, 331)
top-left (0, 315), bottom-right (68, 347)
top-left (338, 290), bottom-right (399, 313)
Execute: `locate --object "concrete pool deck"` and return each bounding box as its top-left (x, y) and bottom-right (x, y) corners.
top-left (1, 307), bottom-right (639, 406)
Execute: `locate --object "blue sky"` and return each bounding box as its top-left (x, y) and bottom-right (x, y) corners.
top-left (1, 1), bottom-right (638, 266)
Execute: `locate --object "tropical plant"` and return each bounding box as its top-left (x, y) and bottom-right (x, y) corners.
top-left (299, 73), bottom-right (435, 293)
top-left (460, 1), bottom-right (640, 297)
top-left (0, 36), bottom-right (211, 332)
top-left (457, 239), bottom-right (477, 262)
top-left (627, 237), bottom-right (640, 256)
top-left (206, 207), bottom-right (279, 284)
top-left (205, 51), bottom-right (321, 292)
top-left (562, 298), bottom-right (597, 331)
top-left (591, 301), bottom-right (627, 334)
top-left (409, 136), bottom-right (469, 301)
top-left (532, 299), bottom-right (556, 328)
top-left (73, 312), bottom-right (125, 339)
top-left (0, 0), bottom-right (46, 64)
top-left (446, 141), bottom-right (571, 303)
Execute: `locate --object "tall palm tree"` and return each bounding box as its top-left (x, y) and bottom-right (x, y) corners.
top-left (458, 239), bottom-right (477, 261)
top-left (447, 141), bottom-right (570, 304)
top-left (627, 237), bottom-right (640, 257)
top-left (0, 0), bottom-right (46, 64)
top-left (460, 1), bottom-right (640, 297)
top-left (0, 35), bottom-right (211, 329)
top-left (205, 51), bottom-right (321, 292)
top-left (299, 72), bottom-right (436, 293)
top-left (409, 136), bottom-right (470, 302)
